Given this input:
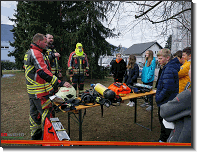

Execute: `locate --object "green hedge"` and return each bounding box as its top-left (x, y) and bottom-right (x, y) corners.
top-left (1, 61), bottom-right (17, 70)
top-left (88, 65), bottom-right (110, 79)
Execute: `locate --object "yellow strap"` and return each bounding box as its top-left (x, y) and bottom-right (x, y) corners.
top-left (41, 99), bottom-right (51, 109)
top-left (51, 68), bottom-right (56, 74)
top-left (51, 75), bottom-right (57, 86)
top-left (27, 82), bottom-right (51, 89)
top-left (29, 115), bottom-right (41, 136)
top-left (25, 65), bottom-right (39, 86)
top-left (41, 109), bottom-right (49, 125)
top-left (27, 85), bottom-right (53, 94)
top-left (29, 115), bottom-right (38, 127)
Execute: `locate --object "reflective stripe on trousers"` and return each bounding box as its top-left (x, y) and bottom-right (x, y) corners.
top-left (29, 98), bottom-right (53, 139)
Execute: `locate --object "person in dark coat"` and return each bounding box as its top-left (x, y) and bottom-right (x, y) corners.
top-left (155, 54), bottom-right (173, 88)
top-left (156, 48), bottom-right (180, 142)
top-left (111, 53), bottom-right (127, 83)
top-left (124, 55), bottom-right (139, 107)
top-left (160, 64), bottom-right (191, 143)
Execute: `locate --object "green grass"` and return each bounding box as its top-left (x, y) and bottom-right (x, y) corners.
top-left (1, 72), bottom-right (160, 146)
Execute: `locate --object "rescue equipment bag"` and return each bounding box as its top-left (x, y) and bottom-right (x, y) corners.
top-left (108, 82), bottom-right (131, 96)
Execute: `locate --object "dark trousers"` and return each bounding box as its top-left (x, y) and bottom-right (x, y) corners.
top-left (29, 98), bottom-right (54, 140)
top-left (158, 107), bottom-right (172, 142)
top-left (114, 77), bottom-right (123, 83)
top-left (71, 74), bottom-right (85, 95)
top-left (143, 81), bottom-right (153, 104)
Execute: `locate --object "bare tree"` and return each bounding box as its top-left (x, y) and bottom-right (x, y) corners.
top-left (132, 1), bottom-right (191, 32)
top-left (107, 1), bottom-right (191, 50)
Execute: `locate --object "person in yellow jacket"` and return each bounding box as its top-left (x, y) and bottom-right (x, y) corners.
top-left (178, 47), bottom-right (191, 93)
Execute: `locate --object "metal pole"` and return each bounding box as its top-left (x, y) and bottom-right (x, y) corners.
top-left (79, 110), bottom-right (82, 141)
top-left (68, 112), bottom-right (70, 137)
top-left (151, 99), bottom-right (153, 131)
top-left (134, 98), bottom-right (137, 123)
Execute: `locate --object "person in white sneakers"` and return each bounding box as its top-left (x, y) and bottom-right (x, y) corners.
top-left (124, 55), bottom-right (139, 107)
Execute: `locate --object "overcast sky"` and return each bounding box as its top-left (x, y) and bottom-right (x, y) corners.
top-left (1, 1), bottom-right (195, 49)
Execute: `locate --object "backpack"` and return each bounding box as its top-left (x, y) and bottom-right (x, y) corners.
top-left (108, 82), bottom-right (131, 96)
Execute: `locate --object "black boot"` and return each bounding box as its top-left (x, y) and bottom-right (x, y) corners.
top-left (31, 128), bottom-right (43, 140)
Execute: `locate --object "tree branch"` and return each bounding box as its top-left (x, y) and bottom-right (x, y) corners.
top-left (174, 18), bottom-right (191, 31)
top-left (108, 1), bottom-right (121, 26)
top-left (131, 1), bottom-right (153, 7)
top-left (146, 8), bottom-right (191, 24)
top-left (135, 1), bottom-right (163, 19)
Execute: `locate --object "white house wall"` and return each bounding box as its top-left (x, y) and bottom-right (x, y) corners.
top-left (140, 44), bottom-right (160, 63)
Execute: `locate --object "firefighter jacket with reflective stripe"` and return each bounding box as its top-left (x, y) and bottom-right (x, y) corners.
top-left (67, 51), bottom-right (89, 75)
top-left (24, 43), bottom-right (65, 99)
top-left (46, 45), bottom-right (60, 76)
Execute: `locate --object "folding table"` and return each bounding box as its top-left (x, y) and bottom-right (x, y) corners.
top-left (54, 89), bottom-right (156, 141)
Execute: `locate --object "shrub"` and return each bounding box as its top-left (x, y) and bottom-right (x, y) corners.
top-left (88, 65), bottom-right (110, 79)
top-left (1, 61), bottom-right (17, 70)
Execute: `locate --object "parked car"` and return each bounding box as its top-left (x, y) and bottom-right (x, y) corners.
top-left (137, 62), bottom-right (143, 78)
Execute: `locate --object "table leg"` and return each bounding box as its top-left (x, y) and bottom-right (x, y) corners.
top-left (134, 98), bottom-right (137, 123)
top-left (101, 105), bottom-right (103, 117)
top-left (79, 109), bottom-right (82, 141)
top-left (68, 112), bottom-right (70, 137)
top-left (150, 99), bottom-right (153, 131)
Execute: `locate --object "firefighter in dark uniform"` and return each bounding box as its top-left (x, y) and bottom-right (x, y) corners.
top-left (68, 43), bottom-right (89, 96)
top-left (45, 34), bottom-right (62, 80)
top-left (24, 33), bottom-right (71, 140)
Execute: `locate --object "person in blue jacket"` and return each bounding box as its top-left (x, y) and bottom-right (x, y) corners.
top-left (124, 55), bottom-right (139, 107)
top-left (156, 48), bottom-right (180, 142)
top-left (140, 50), bottom-right (156, 111)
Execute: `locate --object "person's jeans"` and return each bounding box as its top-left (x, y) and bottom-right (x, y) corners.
top-left (143, 81), bottom-right (153, 105)
top-left (158, 107), bottom-right (172, 142)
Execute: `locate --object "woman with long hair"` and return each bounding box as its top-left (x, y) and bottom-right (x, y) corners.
top-left (124, 54), bottom-right (139, 107)
top-left (141, 50), bottom-right (156, 111)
